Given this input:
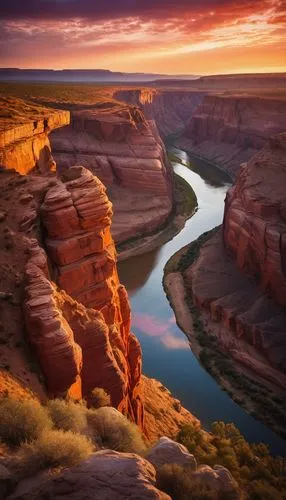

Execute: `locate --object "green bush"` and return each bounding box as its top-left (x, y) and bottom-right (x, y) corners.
top-left (156, 464), bottom-right (218, 500)
top-left (19, 429), bottom-right (93, 473)
top-left (47, 399), bottom-right (87, 433)
top-left (87, 407), bottom-right (146, 454)
top-left (0, 396), bottom-right (52, 447)
top-left (88, 388), bottom-right (111, 409)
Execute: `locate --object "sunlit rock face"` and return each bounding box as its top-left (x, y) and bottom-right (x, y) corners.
top-left (23, 166), bottom-right (144, 427)
top-left (0, 96), bottom-right (70, 174)
top-left (50, 105), bottom-right (173, 245)
top-left (180, 94), bottom-right (286, 177)
top-left (113, 88), bottom-right (204, 137)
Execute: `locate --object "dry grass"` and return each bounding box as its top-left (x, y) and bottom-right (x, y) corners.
top-left (19, 429), bottom-right (94, 473)
top-left (47, 399), bottom-right (88, 433)
top-left (87, 407), bottom-right (146, 454)
top-left (88, 387), bottom-right (111, 409)
top-left (0, 396), bottom-right (52, 447)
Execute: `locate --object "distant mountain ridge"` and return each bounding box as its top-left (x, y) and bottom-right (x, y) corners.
top-left (0, 68), bottom-right (199, 83)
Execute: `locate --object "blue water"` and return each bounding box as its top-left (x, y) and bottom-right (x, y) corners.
top-left (118, 148), bottom-right (286, 456)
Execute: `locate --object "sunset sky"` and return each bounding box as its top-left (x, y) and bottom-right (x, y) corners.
top-left (0, 0), bottom-right (286, 75)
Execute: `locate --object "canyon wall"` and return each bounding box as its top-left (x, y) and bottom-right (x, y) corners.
top-left (179, 94), bottom-right (286, 177)
top-left (50, 105), bottom-right (173, 245)
top-left (183, 135), bottom-right (286, 375)
top-left (0, 96), bottom-right (69, 174)
top-left (113, 88), bottom-right (204, 137)
top-left (24, 166), bottom-right (144, 426)
top-left (223, 133), bottom-right (286, 307)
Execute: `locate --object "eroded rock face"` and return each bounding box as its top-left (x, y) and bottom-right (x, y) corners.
top-left (179, 95), bottom-right (286, 177)
top-left (223, 134), bottom-right (286, 307)
top-left (8, 450), bottom-right (171, 500)
top-left (32, 166), bottom-right (144, 426)
top-left (113, 89), bottom-right (204, 137)
top-left (0, 96), bottom-right (70, 175)
top-left (50, 105), bottom-right (173, 244)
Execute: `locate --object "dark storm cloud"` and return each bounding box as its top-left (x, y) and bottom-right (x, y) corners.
top-left (0, 0), bottom-right (237, 20)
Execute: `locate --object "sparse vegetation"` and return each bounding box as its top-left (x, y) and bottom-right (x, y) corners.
top-left (0, 396), bottom-right (52, 447)
top-left (47, 399), bottom-right (88, 433)
top-left (88, 387), bottom-right (111, 409)
top-left (176, 422), bottom-right (286, 498)
top-left (156, 463), bottom-right (222, 500)
top-left (87, 407), bottom-right (146, 454)
top-left (19, 429), bottom-right (93, 473)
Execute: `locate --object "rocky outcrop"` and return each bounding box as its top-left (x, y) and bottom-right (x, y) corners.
top-left (178, 94), bottom-right (286, 177)
top-left (50, 105), bottom-right (173, 245)
top-left (187, 229), bottom-right (286, 373)
top-left (223, 134), bottom-right (286, 307)
top-left (113, 89), bottom-right (204, 137)
top-left (0, 96), bottom-right (69, 174)
top-left (9, 450), bottom-right (171, 500)
top-left (22, 166), bottom-right (144, 426)
top-left (146, 437), bottom-right (197, 469)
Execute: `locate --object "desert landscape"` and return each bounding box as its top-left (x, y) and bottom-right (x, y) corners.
top-left (1, 0), bottom-right (286, 498)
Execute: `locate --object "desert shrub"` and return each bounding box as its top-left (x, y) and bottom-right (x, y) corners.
top-left (0, 396), bottom-right (52, 447)
top-left (88, 387), bottom-right (111, 409)
top-left (156, 464), bottom-right (218, 500)
top-left (248, 480), bottom-right (282, 500)
top-left (19, 429), bottom-right (93, 473)
top-left (87, 407), bottom-right (146, 454)
top-left (47, 399), bottom-right (87, 433)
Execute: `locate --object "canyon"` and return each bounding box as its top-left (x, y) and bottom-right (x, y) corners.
top-left (0, 95), bottom-right (199, 442)
top-left (50, 103), bottom-right (173, 248)
top-left (115, 87), bottom-right (286, 178)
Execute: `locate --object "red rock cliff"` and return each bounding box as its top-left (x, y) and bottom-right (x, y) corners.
top-left (0, 96), bottom-right (70, 175)
top-left (113, 89), bottom-right (204, 137)
top-left (50, 104), bottom-right (173, 245)
top-left (181, 94), bottom-right (286, 177)
top-left (24, 166), bottom-right (144, 427)
top-left (223, 133), bottom-right (286, 308)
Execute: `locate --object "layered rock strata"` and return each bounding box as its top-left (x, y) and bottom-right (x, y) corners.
top-left (180, 135), bottom-right (286, 378)
top-left (50, 105), bottom-right (173, 245)
top-left (0, 96), bottom-right (69, 174)
top-left (113, 88), bottom-right (204, 137)
top-left (223, 133), bottom-right (286, 307)
top-left (28, 166), bottom-right (144, 425)
top-left (178, 94), bottom-right (286, 177)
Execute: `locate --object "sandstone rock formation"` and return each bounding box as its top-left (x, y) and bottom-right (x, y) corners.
top-left (50, 105), bottom-right (173, 245)
top-left (178, 94), bottom-right (286, 177)
top-left (0, 96), bottom-right (69, 174)
top-left (8, 450), bottom-right (171, 500)
top-left (113, 88), bottom-right (204, 137)
top-left (21, 166), bottom-right (144, 426)
top-left (223, 133), bottom-right (286, 307)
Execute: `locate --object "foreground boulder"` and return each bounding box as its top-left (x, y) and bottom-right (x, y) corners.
top-left (146, 436), bottom-right (197, 470)
top-left (9, 451), bottom-right (171, 500)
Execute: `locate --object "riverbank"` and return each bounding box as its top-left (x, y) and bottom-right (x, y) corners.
top-left (163, 227), bottom-right (286, 441)
top-left (171, 139), bottom-right (234, 183)
top-left (117, 172), bottom-right (198, 261)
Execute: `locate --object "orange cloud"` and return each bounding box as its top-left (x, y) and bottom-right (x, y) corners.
top-left (0, 0), bottom-right (285, 73)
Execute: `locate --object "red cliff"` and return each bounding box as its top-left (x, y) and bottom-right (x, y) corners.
top-left (223, 133), bottom-right (286, 307)
top-left (180, 94), bottom-right (286, 177)
top-left (50, 105), bottom-right (173, 245)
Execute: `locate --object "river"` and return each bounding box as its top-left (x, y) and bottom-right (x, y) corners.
top-left (118, 147), bottom-right (286, 456)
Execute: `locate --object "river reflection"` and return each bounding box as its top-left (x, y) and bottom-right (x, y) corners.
top-left (118, 148), bottom-right (286, 456)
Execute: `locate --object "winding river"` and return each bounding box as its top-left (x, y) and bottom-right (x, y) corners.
top-left (118, 148), bottom-right (286, 456)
